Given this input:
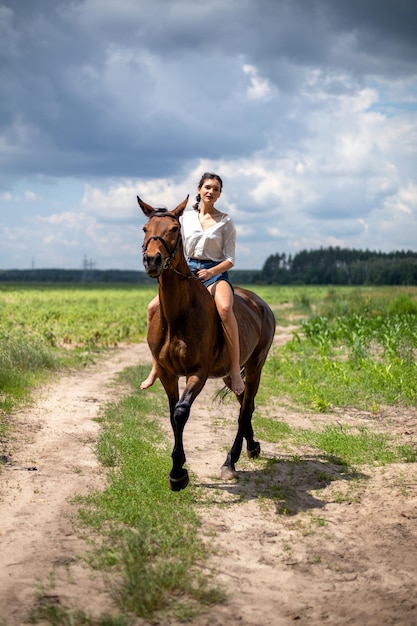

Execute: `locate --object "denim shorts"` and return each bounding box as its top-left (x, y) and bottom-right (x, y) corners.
top-left (187, 258), bottom-right (233, 289)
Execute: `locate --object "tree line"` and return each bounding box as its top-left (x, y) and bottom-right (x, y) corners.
top-left (1, 248), bottom-right (416, 285)
top-left (258, 247), bottom-right (417, 285)
top-left (0, 268), bottom-right (153, 284)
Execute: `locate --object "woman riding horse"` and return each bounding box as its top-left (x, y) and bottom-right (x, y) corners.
top-left (141, 172), bottom-right (244, 396)
top-left (139, 185), bottom-right (276, 490)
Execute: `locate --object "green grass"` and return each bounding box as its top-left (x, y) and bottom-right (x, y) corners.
top-left (0, 283), bottom-right (155, 347)
top-left (253, 416), bottom-right (416, 468)
top-left (300, 424), bottom-right (416, 465)
top-left (75, 366), bottom-right (224, 622)
top-left (0, 284), bottom-right (156, 435)
top-left (30, 604), bottom-right (132, 626)
top-left (0, 338), bottom-right (63, 442)
top-left (315, 286), bottom-right (417, 319)
top-left (0, 338), bottom-right (58, 409)
top-left (260, 288), bottom-right (417, 411)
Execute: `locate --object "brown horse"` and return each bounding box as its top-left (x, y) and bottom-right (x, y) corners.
top-left (138, 195), bottom-right (276, 491)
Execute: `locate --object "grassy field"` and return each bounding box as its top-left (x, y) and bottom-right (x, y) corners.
top-left (2, 282), bottom-right (417, 624)
top-left (0, 283), bottom-right (157, 419)
top-left (259, 285), bottom-right (417, 411)
top-left (1, 282), bottom-right (416, 433)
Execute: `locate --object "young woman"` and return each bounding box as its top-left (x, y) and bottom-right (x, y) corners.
top-left (141, 172), bottom-right (245, 396)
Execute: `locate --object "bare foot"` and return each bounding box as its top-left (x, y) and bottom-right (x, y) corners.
top-left (140, 368), bottom-right (158, 390)
top-left (231, 372), bottom-right (245, 396)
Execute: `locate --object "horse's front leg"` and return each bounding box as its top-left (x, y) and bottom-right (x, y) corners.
top-left (158, 373), bottom-right (186, 490)
top-left (164, 373), bottom-right (207, 491)
top-left (169, 396), bottom-right (191, 491)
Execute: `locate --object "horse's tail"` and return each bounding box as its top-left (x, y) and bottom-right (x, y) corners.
top-left (213, 367), bottom-right (246, 403)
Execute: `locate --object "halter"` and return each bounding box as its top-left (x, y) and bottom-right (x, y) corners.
top-left (142, 210), bottom-right (197, 279)
top-left (142, 211), bottom-right (182, 267)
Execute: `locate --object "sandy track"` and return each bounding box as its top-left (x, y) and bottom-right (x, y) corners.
top-left (0, 339), bottom-right (416, 626)
top-left (187, 397), bottom-right (417, 626)
top-left (0, 344), bottom-right (149, 625)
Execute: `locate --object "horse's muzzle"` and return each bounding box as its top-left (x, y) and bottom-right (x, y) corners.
top-left (143, 252), bottom-right (164, 278)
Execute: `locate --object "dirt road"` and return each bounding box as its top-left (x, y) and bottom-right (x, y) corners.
top-left (0, 340), bottom-right (416, 625)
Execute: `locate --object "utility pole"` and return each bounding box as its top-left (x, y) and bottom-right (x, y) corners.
top-left (82, 254), bottom-right (96, 282)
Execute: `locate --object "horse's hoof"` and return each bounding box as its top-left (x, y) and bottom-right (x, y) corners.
top-left (221, 464), bottom-right (237, 481)
top-left (247, 442), bottom-right (261, 459)
top-left (168, 470), bottom-right (189, 491)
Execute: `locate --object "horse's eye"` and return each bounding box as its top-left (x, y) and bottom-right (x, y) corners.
top-left (171, 226), bottom-right (179, 233)
top-left (143, 226), bottom-right (147, 233)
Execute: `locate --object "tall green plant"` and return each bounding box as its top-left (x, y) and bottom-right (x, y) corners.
top-left (264, 292), bottom-right (417, 410)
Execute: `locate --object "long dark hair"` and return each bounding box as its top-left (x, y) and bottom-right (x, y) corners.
top-left (192, 172), bottom-right (223, 210)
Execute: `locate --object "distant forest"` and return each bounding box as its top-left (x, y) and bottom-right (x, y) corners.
top-left (1, 248), bottom-right (417, 286)
top-left (259, 247), bottom-right (417, 286)
top-left (0, 268), bottom-right (153, 285)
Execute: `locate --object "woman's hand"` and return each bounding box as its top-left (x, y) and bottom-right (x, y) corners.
top-left (197, 268), bottom-right (212, 281)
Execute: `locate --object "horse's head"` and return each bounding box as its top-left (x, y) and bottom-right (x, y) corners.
top-left (138, 195), bottom-right (189, 278)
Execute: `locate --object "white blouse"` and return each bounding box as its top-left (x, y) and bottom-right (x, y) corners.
top-left (181, 207), bottom-right (236, 265)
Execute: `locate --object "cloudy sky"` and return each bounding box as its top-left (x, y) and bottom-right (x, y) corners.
top-left (1, 0), bottom-right (417, 271)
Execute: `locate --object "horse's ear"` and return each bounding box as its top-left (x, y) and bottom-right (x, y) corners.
top-left (172, 195), bottom-right (189, 218)
top-left (137, 195), bottom-right (155, 217)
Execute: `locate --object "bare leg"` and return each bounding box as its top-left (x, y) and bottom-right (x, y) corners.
top-left (141, 295), bottom-right (159, 390)
top-left (209, 282), bottom-right (245, 396)
top-left (140, 358), bottom-right (158, 390)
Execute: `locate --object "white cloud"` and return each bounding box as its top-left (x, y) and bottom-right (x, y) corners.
top-left (242, 64), bottom-right (277, 101)
top-left (267, 226), bottom-right (284, 237)
top-left (24, 191), bottom-right (38, 201)
top-left (236, 224), bottom-right (255, 237)
top-left (383, 183), bottom-right (417, 216)
top-left (80, 177), bottom-right (192, 221)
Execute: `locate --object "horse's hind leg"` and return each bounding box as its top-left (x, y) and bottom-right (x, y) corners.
top-left (221, 396), bottom-right (258, 480)
top-left (221, 365), bottom-right (262, 480)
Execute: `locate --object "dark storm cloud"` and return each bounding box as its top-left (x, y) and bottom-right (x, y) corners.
top-left (1, 0), bottom-right (416, 185)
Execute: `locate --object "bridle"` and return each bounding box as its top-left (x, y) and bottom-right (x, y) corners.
top-left (142, 211), bottom-right (182, 268)
top-left (142, 210), bottom-right (198, 280)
